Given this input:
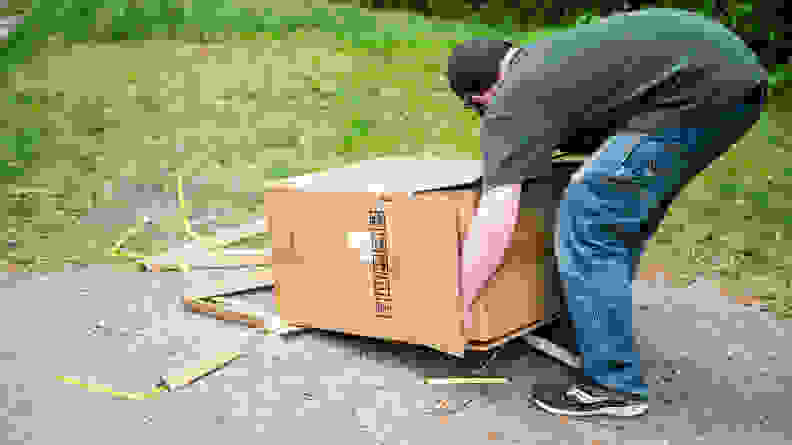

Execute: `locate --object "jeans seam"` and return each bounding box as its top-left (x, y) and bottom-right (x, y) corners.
top-left (617, 133), bottom-right (647, 171)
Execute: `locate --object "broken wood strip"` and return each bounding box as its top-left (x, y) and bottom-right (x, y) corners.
top-left (184, 299), bottom-right (269, 329)
top-left (465, 319), bottom-right (546, 351)
top-left (182, 296), bottom-right (307, 331)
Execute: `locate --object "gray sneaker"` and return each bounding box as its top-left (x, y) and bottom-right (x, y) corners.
top-left (532, 381), bottom-right (649, 417)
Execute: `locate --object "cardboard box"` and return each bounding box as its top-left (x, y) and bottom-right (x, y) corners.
top-left (263, 159), bottom-right (583, 357)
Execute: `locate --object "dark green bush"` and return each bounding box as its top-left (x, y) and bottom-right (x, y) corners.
top-left (337, 0), bottom-right (789, 71)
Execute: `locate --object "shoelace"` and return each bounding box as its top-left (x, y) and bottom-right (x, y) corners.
top-left (567, 385), bottom-right (612, 403)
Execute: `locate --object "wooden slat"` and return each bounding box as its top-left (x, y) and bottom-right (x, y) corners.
top-left (182, 295), bottom-right (307, 330)
top-left (465, 320), bottom-right (545, 351)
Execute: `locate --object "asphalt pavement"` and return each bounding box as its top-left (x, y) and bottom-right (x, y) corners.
top-left (2, 160), bottom-right (790, 444)
top-left (1, 264), bottom-right (789, 444)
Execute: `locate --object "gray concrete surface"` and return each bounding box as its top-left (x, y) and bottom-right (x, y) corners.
top-left (2, 159), bottom-right (789, 444)
top-left (1, 268), bottom-right (789, 444)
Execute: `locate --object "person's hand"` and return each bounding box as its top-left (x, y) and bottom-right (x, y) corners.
top-left (460, 183), bottom-right (521, 330)
top-left (469, 70), bottom-right (504, 108)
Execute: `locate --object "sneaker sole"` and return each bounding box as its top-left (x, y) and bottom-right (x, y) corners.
top-left (532, 398), bottom-right (649, 418)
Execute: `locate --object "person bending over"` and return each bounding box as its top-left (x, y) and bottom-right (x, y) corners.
top-left (446, 8), bottom-right (766, 417)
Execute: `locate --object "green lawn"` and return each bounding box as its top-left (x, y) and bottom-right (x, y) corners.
top-left (1, 1), bottom-right (790, 318)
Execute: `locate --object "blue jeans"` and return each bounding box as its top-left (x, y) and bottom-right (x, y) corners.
top-left (555, 91), bottom-right (764, 395)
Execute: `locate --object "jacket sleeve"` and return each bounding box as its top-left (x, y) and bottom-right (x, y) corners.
top-left (479, 63), bottom-right (582, 190)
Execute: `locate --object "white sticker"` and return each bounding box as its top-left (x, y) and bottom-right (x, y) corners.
top-left (346, 232), bottom-right (374, 264)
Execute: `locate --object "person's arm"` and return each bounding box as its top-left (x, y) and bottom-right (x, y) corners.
top-left (460, 183), bottom-right (521, 330)
top-left (462, 38), bottom-right (578, 329)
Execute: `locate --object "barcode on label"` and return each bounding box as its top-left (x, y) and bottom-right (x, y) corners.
top-left (369, 206), bottom-right (393, 319)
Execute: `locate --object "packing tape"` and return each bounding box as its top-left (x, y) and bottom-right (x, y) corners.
top-left (176, 176), bottom-right (266, 251)
top-left (109, 219), bottom-right (148, 260)
top-left (158, 351), bottom-right (246, 392)
top-left (57, 314), bottom-right (296, 400)
top-left (57, 350), bottom-right (253, 400)
top-left (423, 377), bottom-right (511, 385)
top-left (111, 175), bottom-right (274, 270)
top-left (114, 175), bottom-right (217, 265)
top-left (177, 175), bottom-right (204, 244)
top-left (56, 375), bottom-right (166, 401)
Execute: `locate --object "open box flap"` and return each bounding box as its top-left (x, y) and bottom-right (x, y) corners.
top-left (275, 158), bottom-right (586, 194)
top-left (279, 159), bottom-right (484, 194)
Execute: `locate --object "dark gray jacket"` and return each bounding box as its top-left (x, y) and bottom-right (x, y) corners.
top-left (482, 8), bottom-right (768, 189)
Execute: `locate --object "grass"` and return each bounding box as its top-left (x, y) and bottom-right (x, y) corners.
top-left (0, 1), bottom-right (790, 318)
top-left (641, 104), bottom-right (792, 315)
